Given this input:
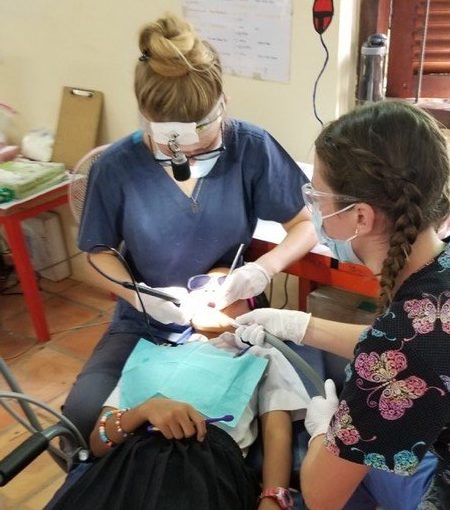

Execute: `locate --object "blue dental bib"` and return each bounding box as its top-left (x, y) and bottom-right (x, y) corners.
top-left (119, 339), bottom-right (268, 427)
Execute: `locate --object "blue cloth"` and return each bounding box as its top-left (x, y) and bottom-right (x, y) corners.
top-left (344, 450), bottom-right (439, 510)
top-left (120, 339), bottom-right (268, 426)
top-left (78, 119), bottom-right (309, 331)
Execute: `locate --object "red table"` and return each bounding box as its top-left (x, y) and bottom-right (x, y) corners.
top-left (0, 181), bottom-right (70, 342)
top-left (0, 196), bottom-right (380, 342)
top-left (247, 238), bottom-right (380, 311)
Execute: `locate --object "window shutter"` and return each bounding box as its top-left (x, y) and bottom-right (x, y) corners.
top-left (387, 0), bottom-right (450, 98)
top-left (413, 0), bottom-right (450, 74)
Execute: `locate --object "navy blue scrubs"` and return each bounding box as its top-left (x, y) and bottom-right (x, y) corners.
top-left (63, 119), bottom-right (312, 440)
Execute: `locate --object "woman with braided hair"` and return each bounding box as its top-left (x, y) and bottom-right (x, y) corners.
top-left (234, 101), bottom-right (450, 509)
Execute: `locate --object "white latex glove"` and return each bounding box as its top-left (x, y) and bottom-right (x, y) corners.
top-left (213, 262), bottom-right (271, 310)
top-left (235, 323), bottom-right (266, 348)
top-left (134, 284), bottom-right (193, 325)
top-left (305, 379), bottom-right (339, 445)
top-left (235, 308), bottom-right (311, 345)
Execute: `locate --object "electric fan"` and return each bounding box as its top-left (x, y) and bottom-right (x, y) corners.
top-left (69, 144), bottom-right (110, 222)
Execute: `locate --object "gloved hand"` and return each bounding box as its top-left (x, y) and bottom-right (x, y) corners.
top-left (235, 323), bottom-right (266, 348)
top-left (235, 308), bottom-right (311, 345)
top-left (305, 379), bottom-right (339, 445)
top-left (213, 262), bottom-right (271, 310)
top-left (134, 284), bottom-right (193, 325)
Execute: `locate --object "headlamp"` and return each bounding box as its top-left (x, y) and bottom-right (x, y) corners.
top-left (148, 98), bottom-right (225, 181)
top-left (167, 135), bottom-right (191, 181)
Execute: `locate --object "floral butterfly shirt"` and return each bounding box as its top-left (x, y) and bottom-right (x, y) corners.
top-left (325, 242), bottom-right (450, 476)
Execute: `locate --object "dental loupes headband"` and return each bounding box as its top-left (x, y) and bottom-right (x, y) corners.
top-left (166, 133), bottom-right (191, 181)
top-left (148, 97), bottom-right (224, 145)
top-left (149, 122), bottom-right (199, 145)
top-left (149, 99), bottom-right (224, 181)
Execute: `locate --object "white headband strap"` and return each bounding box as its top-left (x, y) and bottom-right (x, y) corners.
top-left (148, 96), bottom-right (224, 146)
top-left (149, 122), bottom-right (199, 145)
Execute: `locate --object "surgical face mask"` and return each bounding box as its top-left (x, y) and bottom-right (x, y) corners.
top-left (311, 204), bottom-right (363, 264)
top-left (189, 155), bottom-right (220, 178)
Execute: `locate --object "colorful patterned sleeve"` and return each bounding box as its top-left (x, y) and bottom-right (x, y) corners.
top-left (324, 293), bottom-right (450, 476)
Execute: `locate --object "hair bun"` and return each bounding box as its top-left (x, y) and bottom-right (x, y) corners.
top-left (139, 15), bottom-right (213, 78)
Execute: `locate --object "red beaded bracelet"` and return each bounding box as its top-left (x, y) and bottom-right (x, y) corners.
top-left (115, 408), bottom-right (132, 438)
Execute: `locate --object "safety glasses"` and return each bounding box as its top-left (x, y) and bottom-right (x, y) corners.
top-left (195, 101), bottom-right (225, 133)
top-left (301, 182), bottom-right (358, 213)
top-left (187, 274), bottom-right (227, 291)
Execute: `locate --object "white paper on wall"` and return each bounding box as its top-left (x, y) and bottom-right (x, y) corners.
top-left (182, 0), bottom-right (292, 83)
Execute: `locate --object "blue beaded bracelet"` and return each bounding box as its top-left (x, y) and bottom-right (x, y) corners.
top-left (98, 409), bottom-right (119, 447)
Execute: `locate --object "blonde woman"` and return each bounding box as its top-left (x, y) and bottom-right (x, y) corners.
top-left (63, 13), bottom-right (316, 455)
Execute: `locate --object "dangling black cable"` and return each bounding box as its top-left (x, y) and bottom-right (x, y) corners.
top-left (86, 245), bottom-right (180, 304)
top-left (312, 0), bottom-right (334, 126)
top-left (87, 244), bottom-right (180, 345)
top-left (279, 273), bottom-right (290, 309)
top-left (312, 33), bottom-right (329, 127)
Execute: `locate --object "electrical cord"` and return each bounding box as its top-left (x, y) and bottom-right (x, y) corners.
top-left (312, 33), bottom-right (329, 127)
top-left (0, 241), bottom-right (181, 345)
top-left (2, 344), bottom-right (38, 362)
top-left (0, 251), bottom-right (84, 296)
top-left (86, 245), bottom-right (180, 305)
top-left (86, 244), bottom-right (180, 345)
top-left (2, 319), bottom-right (113, 362)
top-left (279, 273), bottom-right (290, 309)
top-left (268, 280), bottom-right (273, 305)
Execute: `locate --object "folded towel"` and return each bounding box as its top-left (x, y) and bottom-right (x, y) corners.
top-left (0, 160), bottom-right (66, 198)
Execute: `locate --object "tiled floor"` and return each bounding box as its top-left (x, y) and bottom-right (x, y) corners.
top-left (0, 277), bottom-right (115, 509)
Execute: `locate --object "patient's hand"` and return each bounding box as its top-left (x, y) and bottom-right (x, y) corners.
top-left (139, 398), bottom-right (206, 442)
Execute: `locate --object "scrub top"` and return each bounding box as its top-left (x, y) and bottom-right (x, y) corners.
top-left (78, 119), bottom-right (309, 331)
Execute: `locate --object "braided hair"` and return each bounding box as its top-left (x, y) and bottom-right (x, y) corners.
top-left (315, 101), bottom-right (450, 310)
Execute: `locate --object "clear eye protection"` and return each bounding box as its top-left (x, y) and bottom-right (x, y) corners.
top-left (187, 274), bottom-right (227, 291)
top-left (301, 182), bottom-right (358, 214)
top-left (195, 100), bottom-right (225, 133)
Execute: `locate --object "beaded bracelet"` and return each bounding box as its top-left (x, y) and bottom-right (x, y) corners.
top-left (115, 408), bottom-right (132, 438)
top-left (99, 409), bottom-right (120, 447)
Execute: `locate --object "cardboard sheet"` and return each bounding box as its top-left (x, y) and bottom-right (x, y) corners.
top-left (52, 87), bottom-right (103, 170)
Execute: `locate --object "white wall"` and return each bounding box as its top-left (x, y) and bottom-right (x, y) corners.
top-left (0, 0), bottom-right (359, 161)
top-left (0, 0), bottom-right (360, 284)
